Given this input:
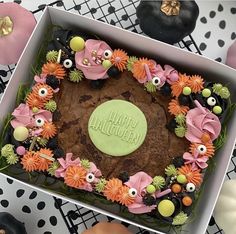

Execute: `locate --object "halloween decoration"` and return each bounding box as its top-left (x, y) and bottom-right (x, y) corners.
top-left (136, 0), bottom-right (199, 44)
top-left (0, 2), bottom-right (36, 65)
top-left (0, 212), bottom-right (27, 234)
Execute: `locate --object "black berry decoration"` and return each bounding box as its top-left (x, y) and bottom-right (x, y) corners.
top-left (118, 172), bottom-right (129, 183)
top-left (172, 156), bottom-right (185, 168)
top-left (160, 83), bottom-right (171, 96)
top-left (166, 118), bottom-right (177, 132)
top-left (90, 79), bottom-right (106, 89)
top-left (47, 137), bottom-right (58, 150)
top-left (53, 148), bottom-right (64, 158)
top-left (46, 75), bottom-right (60, 89)
top-left (178, 94), bottom-right (190, 106)
top-left (143, 194), bottom-right (156, 206)
top-left (107, 66), bottom-right (121, 78)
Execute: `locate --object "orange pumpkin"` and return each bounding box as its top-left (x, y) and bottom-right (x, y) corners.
top-left (82, 222), bottom-right (132, 234)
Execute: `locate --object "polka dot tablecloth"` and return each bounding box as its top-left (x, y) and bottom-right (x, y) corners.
top-left (0, 1), bottom-right (236, 234)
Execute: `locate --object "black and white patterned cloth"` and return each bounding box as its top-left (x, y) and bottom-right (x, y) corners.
top-left (0, 1), bottom-right (236, 234)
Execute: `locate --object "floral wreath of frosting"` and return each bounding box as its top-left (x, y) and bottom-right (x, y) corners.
top-left (1, 31), bottom-right (231, 227)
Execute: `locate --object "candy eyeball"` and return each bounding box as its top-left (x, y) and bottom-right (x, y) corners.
top-left (197, 144), bottom-right (207, 155)
top-left (86, 173), bottom-right (95, 183)
top-left (207, 96), bottom-right (216, 106)
top-left (152, 76), bottom-right (161, 86)
top-left (128, 188), bottom-right (138, 198)
top-left (186, 182), bottom-right (196, 192)
top-left (103, 50), bottom-right (112, 59)
top-left (38, 88), bottom-right (48, 97)
top-left (35, 118), bottom-right (45, 127)
top-left (63, 59), bottom-right (73, 68)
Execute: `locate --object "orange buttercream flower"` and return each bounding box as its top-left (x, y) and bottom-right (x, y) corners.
top-left (32, 83), bottom-right (53, 101)
top-left (190, 142), bottom-right (215, 158)
top-left (26, 92), bottom-right (45, 109)
top-left (64, 166), bottom-right (87, 189)
top-left (111, 49), bottom-right (128, 72)
top-left (103, 178), bottom-right (123, 202)
top-left (187, 75), bottom-right (204, 93)
top-left (178, 164), bottom-right (202, 186)
top-left (171, 73), bottom-right (190, 97)
top-left (21, 151), bottom-right (40, 172)
top-left (168, 99), bottom-right (189, 116)
top-left (132, 58), bottom-right (155, 83)
top-left (42, 62), bottom-right (66, 79)
top-left (41, 122), bottom-right (57, 139)
top-left (117, 186), bottom-right (135, 206)
top-left (37, 148), bottom-right (54, 171)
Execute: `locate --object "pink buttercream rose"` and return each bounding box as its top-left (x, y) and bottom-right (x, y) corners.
top-left (55, 153), bottom-right (81, 178)
top-left (185, 100), bottom-right (221, 143)
top-left (75, 39), bottom-right (112, 80)
top-left (125, 172), bottom-right (156, 214)
top-left (80, 162), bottom-right (102, 192)
top-left (11, 103), bottom-right (33, 128)
top-left (11, 104), bottom-right (53, 129)
top-left (183, 150), bottom-right (208, 170)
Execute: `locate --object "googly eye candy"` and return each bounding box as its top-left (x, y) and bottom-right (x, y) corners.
top-left (86, 173), bottom-right (95, 183)
top-left (207, 97), bottom-right (216, 106)
top-left (152, 76), bottom-right (161, 86)
top-left (197, 144), bottom-right (207, 155)
top-left (103, 50), bottom-right (112, 59)
top-left (128, 188), bottom-right (138, 198)
top-left (35, 118), bottom-right (45, 127)
top-left (186, 182), bottom-right (195, 192)
top-left (63, 59), bottom-right (73, 68)
top-left (38, 88), bottom-right (48, 98)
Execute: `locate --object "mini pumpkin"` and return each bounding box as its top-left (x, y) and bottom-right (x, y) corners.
top-left (0, 3), bottom-right (36, 65)
top-left (214, 179), bottom-right (236, 234)
top-left (82, 222), bottom-right (131, 234)
top-left (136, 0), bottom-right (199, 44)
top-left (0, 212), bottom-right (27, 234)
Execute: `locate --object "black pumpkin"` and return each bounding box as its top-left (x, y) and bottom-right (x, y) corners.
top-left (0, 212), bottom-right (27, 234)
top-left (136, 0), bottom-right (199, 44)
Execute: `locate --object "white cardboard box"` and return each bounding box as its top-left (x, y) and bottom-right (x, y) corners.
top-left (1, 7), bottom-right (236, 234)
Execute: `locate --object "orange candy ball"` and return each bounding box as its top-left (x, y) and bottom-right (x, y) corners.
top-left (171, 184), bottom-right (182, 193)
top-left (182, 196), bottom-right (193, 206)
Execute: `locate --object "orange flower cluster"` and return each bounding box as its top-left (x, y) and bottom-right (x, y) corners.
top-left (168, 99), bottom-right (189, 116)
top-left (42, 62), bottom-right (66, 79)
top-left (64, 166), bottom-right (87, 189)
top-left (103, 178), bottom-right (135, 206)
top-left (190, 142), bottom-right (215, 158)
top-left (41, 122), bottom-right (57, 139)
top-left (21, 148), bottom-right (54, 172)
top-left (132, 58), bottom-right (155, 83)
top-left (178, 164), bottom-right (202, 186)
top-left (111, 49), bottom-right (129, 72)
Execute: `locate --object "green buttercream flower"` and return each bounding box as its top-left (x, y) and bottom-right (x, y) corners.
top-left (95, 178), bottom-right (107, 193)
top-left (212, 83), bottom-right (223, 95)
top-left (144, 81), bottom-right (157, 93)
top-left (127, 56), bottom-right (138, 71)
top-left (219, 87), bottom-right (230, 99)
top-left (175, 114), bottom-right (186, 126)
top-left (165, 164), bottom-right (177, 176)
top-left (45, 100), bottom-right (57, 112)
top-left (69, 69), bottom-right (83, 83)
top-left (48, 161), bottom-right (60, 176)
top-left (6, 153), bottom-right (19, 165)
top-left (1, 144), bottom-right (14, 157)
top-left (81, 159), bottom-right (90, 169)
top-left (37, 137), bottom-right (48, 147)
top-left (152, 176), bottom-right (165, 190)
top-left (172, 212), bottom-right (188, 225)
top-left (175, 125), bottom-right (186, 138)
top-left (46, 50), bottom-right (59, 62)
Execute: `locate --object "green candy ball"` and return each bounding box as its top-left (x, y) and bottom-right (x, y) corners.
top-left (102, 59), bottom-right (112, 69)
top-left (32, 107), bottom-right (39, 113)
top-left (177, 175), bottom-right (187, 184)
top-left (202, 88), bottom-right (211, 98)
top-left (213, 106), bottom-right (222, 115)
top-left (182, 86), bottom-right (191, 96)
top-left (13, 126), bottom-right (29, 142)
top-left (158, 200), bottom-right (175, 217)
top-left (70, 36), bottom-right (85, 52)
top-left (146, 184), bottom-right (156, 194)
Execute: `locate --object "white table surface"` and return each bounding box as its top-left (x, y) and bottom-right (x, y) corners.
top-left (0, 1), bottom-right (236, 234)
